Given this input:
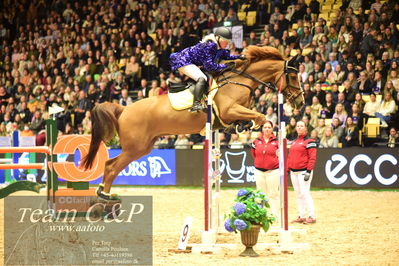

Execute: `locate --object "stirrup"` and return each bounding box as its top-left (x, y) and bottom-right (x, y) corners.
top-left (189, 102), bottom-right (205, 113)
top-left (96, 183), bottom-right (120, 201)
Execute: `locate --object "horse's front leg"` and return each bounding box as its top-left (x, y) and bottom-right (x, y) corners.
top-left (219, 103), bottom-right (266, 129)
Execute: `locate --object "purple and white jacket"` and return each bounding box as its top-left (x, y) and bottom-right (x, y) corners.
top-left (169, 40), bottom-right (240, 72)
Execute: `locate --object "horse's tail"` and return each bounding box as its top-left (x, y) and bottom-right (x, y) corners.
top-left (81, 102), bottom-right (124, 170)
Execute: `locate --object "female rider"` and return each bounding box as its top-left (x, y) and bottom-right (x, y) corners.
top-left (169, 27), bottom-right (245, 112)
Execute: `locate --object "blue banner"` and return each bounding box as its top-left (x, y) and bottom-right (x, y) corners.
top-left (87, 149), bottom-right (176, 185)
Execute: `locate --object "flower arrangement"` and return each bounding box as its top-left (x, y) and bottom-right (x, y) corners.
top-left (224, 188), bottom-right (275, 233)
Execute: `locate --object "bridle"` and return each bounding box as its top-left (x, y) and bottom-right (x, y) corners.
top-left (215, 59), bottom-right (302, 95)
top-left (276, 61), bottom-right (302, 92)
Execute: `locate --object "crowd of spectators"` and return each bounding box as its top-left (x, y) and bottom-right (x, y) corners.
top-left (0, 0), bottom-right (398, 148)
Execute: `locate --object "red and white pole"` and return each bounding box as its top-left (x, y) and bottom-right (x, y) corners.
top-left (278, 92), bottom-right (289, 230)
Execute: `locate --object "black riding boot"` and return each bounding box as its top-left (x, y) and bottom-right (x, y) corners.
top-left (190, 77), bottom-right (207, 112)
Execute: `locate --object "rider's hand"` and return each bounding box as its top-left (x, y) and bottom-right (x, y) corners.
top-left (303, 171), bottom-right (311, 181)
top-left (221, 62), bottom-right (235, 74)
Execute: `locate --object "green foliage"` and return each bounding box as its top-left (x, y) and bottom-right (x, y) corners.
top-left (224, 188), bottom-right (275, 233)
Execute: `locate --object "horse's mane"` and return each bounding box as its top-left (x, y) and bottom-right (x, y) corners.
top-left (242, 46), bottom-right (286, 63)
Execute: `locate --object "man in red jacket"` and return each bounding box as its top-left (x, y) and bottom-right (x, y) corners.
top-left (287, 120), bottom-right (317, 224)
top-left (251, 121), bottom-right (280, 220)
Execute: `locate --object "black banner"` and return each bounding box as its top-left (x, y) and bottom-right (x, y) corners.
top-left (313, 148), bottom-right (399, 189)
top-left (176, 148), bottom-right (399, 189)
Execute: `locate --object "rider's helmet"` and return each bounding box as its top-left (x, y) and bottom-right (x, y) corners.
top-left (214, 27), bottom-right (233, 49)
top-left (214, 27), bottom-right (232, 40)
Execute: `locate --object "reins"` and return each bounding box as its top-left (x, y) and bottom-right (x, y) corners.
top-left (215, 59), bottom-right (300, 95)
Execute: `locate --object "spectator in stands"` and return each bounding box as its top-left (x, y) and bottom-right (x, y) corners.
top-left (375, 91), bottom-right (397, 127)
top-left (356, 71), bottom-right (373, 94)
top-left (119, 89), bottom-right (133, 106)
top-left (341, 117), bottom-right (359, 147)
top-left (387, 127), bottom-right (399, 148)
top-left (298, 64), bottom-right (308, 84)
top-left (314, 118), bottom-right (327, 140)
top-left (337, 92), bottom-right (352, 114)
top-left (265, 106), bottom-right (277, 126)
top-left (229, 134), bottom-right (244, 149)
top-left (286, 117), bottom-right (297, 141)
top-left (360, 28), bottom-right (378, 56)
top-left (350, 103), bottom-right (364, 130)
top-left (174, 134), bottom-right (190, 149)
top-left (331, 118), bottom-right (344, 139)
top-left (303, 83), bottom-right (315, 106)
top-left (363, 92), bottom-right (381, 120)
top-left (388, 70), bottom-right (399, 91)
top-left (322, 92), bottom-right (336, 119)
top-left (319, 126), bottom-right (339, 148)
top-left (332, 103), bottom-right (348, 127)
top-left (299, 26), bottom-right (313, 49)
top-left (302, 115), bottom-right (314, 135)
top-left (310, 96), bottom-right (322, 128)
top-left (314, 83), bottom-right (326, 106)
top-left (353, 93), bottom-right (366, 113)
top-left (74, 90), bottom-right (90, 125)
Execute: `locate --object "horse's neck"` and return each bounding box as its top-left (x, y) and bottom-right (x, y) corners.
top-left (233, 59), bottom-right (284, 88)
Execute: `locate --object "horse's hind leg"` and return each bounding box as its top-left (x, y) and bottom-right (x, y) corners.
top-left (98, 143), bottom-right (153, 198)
top-left (96, 152), bottom-right (133, 199)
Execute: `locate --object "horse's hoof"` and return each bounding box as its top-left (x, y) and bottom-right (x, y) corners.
top-left (235, 124), bottom-right (245, 134)
top-left (96, 185), bottom-right (120, 201)
top-left (250, 121), bottom-right (259, 130)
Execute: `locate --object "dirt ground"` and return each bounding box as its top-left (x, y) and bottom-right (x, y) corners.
top-left (1, 187), bottom-right (399, 266)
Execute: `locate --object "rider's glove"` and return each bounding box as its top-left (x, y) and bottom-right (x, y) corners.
top-left (221, 62), bottom-right (235, 73)
top-left (304, 171), bottom-right (311, 181)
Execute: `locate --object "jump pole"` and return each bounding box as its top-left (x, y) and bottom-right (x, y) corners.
top-left (273, 85), bottom-right (308, 253)
top-left (202, 84), bottom-right (222, 245)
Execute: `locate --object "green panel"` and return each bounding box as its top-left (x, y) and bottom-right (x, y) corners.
top-left (5, 153), bottom-right (12, 183)
top-left (69, 181), bottom-right (90, 190)
top-left (46, 120), bottom-right (58, 205)
top-left (28, 153), bottom-right (36, 175)
top-left (0, 181), bottom-right (44, 199)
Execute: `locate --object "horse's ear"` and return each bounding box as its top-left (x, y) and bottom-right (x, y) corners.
top-left (288, 54), bottom-right (300, 70)
top-left (289, 54), bottom-right (298, 65)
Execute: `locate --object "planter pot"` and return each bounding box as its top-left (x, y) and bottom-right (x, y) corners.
top-left (239, 225), bottom-right (261, 257)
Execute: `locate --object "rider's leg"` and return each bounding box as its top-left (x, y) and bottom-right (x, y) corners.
top-left (179, 64), bottom-right (208, 112)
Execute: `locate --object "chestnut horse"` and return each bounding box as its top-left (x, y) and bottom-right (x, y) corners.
top-left (82, 46), bottom-right (304, 199)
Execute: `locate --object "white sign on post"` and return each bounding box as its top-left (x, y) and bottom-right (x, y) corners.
top-left (177, 217), bottom-right (193, 250)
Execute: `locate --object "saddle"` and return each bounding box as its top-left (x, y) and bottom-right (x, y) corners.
top-left (169, 82), bottom-right (196, 94)
top-left (168, 81), bottom-right (203, 111)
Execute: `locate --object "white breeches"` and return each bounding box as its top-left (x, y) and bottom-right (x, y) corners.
top-left (178, 64), bottom-right (208, 82)
top-left (255, 168), bottom-right (280, 220)
top-left (290, 170), bottom-right (315, 218)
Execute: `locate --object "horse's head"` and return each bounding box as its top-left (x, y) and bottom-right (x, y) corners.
top-left (280, 55), bottom-right (304, 110)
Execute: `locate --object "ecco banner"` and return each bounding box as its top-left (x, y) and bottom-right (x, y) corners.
top-left (313, 148), bottom-right (399, 188)
top-left (175, 148), bottom-right (399, 189)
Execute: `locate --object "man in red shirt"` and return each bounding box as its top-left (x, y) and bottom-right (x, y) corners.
top-left (287, 120), bottom-right (317, 224)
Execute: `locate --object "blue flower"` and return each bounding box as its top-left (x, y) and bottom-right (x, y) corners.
top-left (224, 219), bottom-right (234, 232)
top-left (234, 219), bottom-right (248, 231)
top-left (234, 202), bottom-right (246, 215)
top-left (237, 189), bottom-right (249, 197)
